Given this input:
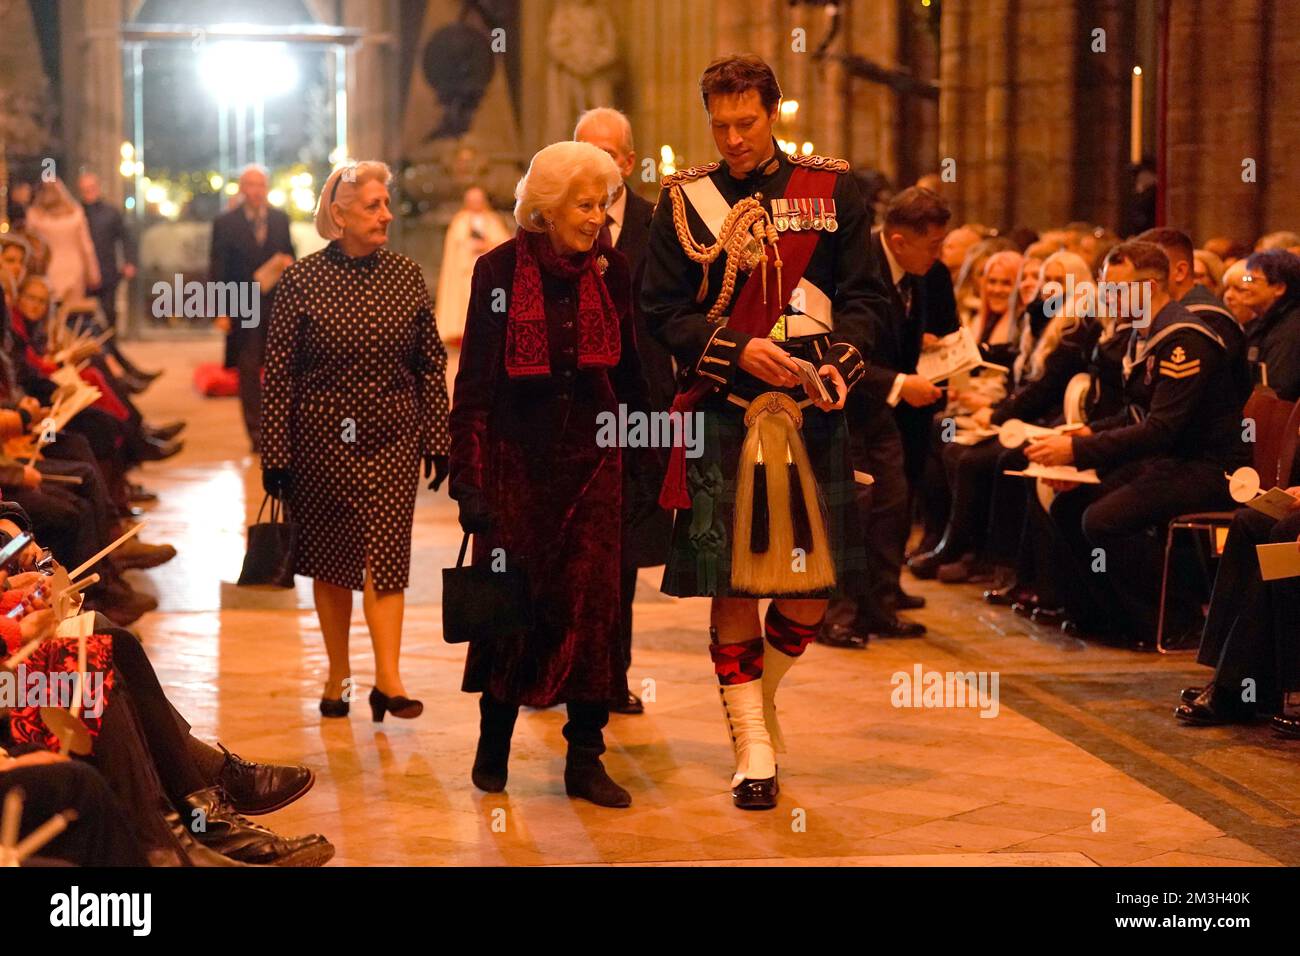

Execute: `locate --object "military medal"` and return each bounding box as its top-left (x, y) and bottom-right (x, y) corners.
top-left (812, 198), bottom-right (825, 231)
top-left (773, 199), bottom-right (790, 232)
top-left (788, 201), bottom-right (802, 232)
top-left (799, 199), bottom-right (814, 231)
top-left (824, 198), bottom-right (839, 232)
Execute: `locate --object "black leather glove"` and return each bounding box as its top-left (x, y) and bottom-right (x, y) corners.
top-left (422, 453), bottom-right (449, 492)
top-left (455, 487), bottom-right (492, 535)
top-left (262, 467), bottom-right (292, 499)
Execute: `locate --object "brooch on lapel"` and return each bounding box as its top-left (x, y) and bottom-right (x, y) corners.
top-left (597, 254), bottom-right (609, 276)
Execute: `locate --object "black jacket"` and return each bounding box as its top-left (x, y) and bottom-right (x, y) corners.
top-left (209, 204), bottom-right (295, 346)
top-left (615, 186), bottom-right (674, 567)
top-left (1073, 301), bottom-right (1249, 472)
top-left (990, 318), bottom-right (1097, 427)
top-left (856, 229), bottom-right (958, 403)
top-left (1245, 296), bottom-right (1300, 401)
top-left (641, 143), bottom-right (892, 398)
top-left (82, 200), bottom-right (135, 291)
top-left (1181, 283), bottom-right (1250, 408)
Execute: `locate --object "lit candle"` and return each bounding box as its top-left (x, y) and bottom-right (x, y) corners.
top-left (1130, 66), bottom-right (1143, 166)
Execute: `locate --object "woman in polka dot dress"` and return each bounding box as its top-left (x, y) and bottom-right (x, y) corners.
top-left (261, 161), bottom-right (451, 723)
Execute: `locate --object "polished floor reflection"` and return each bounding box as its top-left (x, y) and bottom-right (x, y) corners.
top-left (126, 341), bottom-right (1298, 866)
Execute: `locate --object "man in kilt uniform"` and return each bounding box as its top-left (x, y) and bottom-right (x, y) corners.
top-left (641, 54), bottom-right (891, 809)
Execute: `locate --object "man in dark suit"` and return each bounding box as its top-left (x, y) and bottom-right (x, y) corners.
top-left (209, 166), bottom-right (295, 453)
top-left (78, 172), bottom-right (160, 390)
top-left (820, 187), bottom-right (956, 647)
top-left (576, 107), bottom-right (674, 714)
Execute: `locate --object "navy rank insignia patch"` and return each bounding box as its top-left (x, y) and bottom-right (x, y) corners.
top-left (1159, 345), bottom-right (1200, 379)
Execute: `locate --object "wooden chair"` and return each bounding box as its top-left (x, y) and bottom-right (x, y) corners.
top-left (1153, 387), bottom-right (1300, 652)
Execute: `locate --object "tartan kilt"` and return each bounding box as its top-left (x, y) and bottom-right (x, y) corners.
top-left (660, 388), bottom-right (868, 599)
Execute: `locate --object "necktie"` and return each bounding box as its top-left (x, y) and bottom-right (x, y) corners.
top-left (599, 215), bottom-right (613, 248)
top-left (898, 275), bottom-right (914, 319)
top-left (251, 210), bottom-right (267, 248)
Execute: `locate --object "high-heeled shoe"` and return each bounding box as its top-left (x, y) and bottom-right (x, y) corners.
top-left (319, 698), bottom-right (349, 718)
top-left (369, 687), bottom-right (423, 722)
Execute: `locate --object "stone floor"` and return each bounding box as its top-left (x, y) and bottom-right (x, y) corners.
top-left (121, 339), bottom-right (1298, 867)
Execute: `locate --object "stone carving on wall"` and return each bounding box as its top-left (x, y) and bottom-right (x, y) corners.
top-left (544, 0), bottom-right (618, 143)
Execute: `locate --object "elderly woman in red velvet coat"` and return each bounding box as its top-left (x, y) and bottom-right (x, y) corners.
top-left (448, 141), bottom-right (647, 808)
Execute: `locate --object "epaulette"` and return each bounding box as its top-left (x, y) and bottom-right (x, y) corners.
top-left (789, 154), bottom-right (850, 173)
top-left (661, 161), bottom-right (720, 188)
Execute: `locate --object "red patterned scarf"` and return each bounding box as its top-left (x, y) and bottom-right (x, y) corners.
top-left (505, 227), bottom-right (621, 378)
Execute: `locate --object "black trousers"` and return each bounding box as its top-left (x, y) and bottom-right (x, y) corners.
top-left (833, 410), bottom-right (909, 625)
top-left (984, 446), bottom-right (1030, 568)
top-left (619, 564), bottom-right (637, 677)
top-left (1047, 457), bottom-right (1230, 640)
top-left (0, 760), bottom-right (149, 866)
top-left (1196, 508), bottom-right (1300, 710)
top-left (93, 283), bottom-right (119, 330)
top-left (233, 323), bottom-right (268, 447)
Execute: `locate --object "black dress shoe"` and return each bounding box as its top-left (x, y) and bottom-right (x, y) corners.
top-left (181, 787), bottom-right (334, 866)
top-left (866, 616), bottom-right (927, 638)
top-left (369, 687), bottom-right (423, 721)
top-left (895, 589), bottom-right (926, 611)
top-left (609, 691), bottom-right (644, 715)
top-left (1271, 714), bottom-right (1300, 738)
top-left (146, 420), bottom-right (186, 442)
top-left (217, 744), bottom-right (315, 815)
top-left (138, 436), bottom-right (183, 461)
top-left (906, 549), bottom-right (946, 580)
top-left (816, 622), bottom-right (869, 649)
top-left (127, 483), bottom-right (158, 504)
top-left (1175, 684), bottom-right (1254, 726)
top-left (319, 698), bottom-right (349, 718)
top-left (985, 584), bottom-right (1033, 607)
top-left (732, 773), bottom-right (779, 810)
top-left (1180, 685), bottom-right (1206, 705)
top-left (1011, 598), bottom-right (1039, 618)
top-left (1031, 605), bottom-right (1066, 625)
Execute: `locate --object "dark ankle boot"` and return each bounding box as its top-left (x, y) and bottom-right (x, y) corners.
top-left (471, 694), bottom-right (519, 793)
top-left (562, 702), bottom-right (630, 808)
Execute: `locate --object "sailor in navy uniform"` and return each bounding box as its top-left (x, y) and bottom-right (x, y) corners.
top-left (1026, 241), bottom-right (1247, 644)
top-left (640, 54), bottom-right (892, 810)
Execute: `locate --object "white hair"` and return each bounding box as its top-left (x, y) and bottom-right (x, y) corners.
top-left (573, 107), bottom-right (634, 155)
top-left (314, 161), bottom-right (393, 240)
top-left (513, 141), bottom-right (621, 233)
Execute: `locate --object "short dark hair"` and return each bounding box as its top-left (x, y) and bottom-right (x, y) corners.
top-left (700, 54), bottom-right (782, 114)
top-left (1246, 249), bottom-right (1300, 300)
top-left (1136, 227), bottom-right (1195, 266)
top-left (884, 187), bottom-right (952, 233)
top-left (1105, 240), bottom-right (1170, 281)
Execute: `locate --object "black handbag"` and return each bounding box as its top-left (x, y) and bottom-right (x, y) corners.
top-left (441, 533), bottom-right (532, 644)
top-left (237, 494), bottom-right (299, 589)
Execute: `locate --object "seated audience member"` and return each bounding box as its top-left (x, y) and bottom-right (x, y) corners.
top-left (1221, 259), bottom-right (1255, 326)
top-left (1012, 303), bottom-right (1132, 620)
top-left (0, 754), bottom-right (150, 866)
top-left (909, 250), bottom-right (1024, 576)
top-left (1139, 228), bottom-right (1249, 408)
top-left (1177, 498), bottom-right (1300, 729)
top-left (941, 224), bottom-right (986, 285)
top-left (0, 507), bottom-right (331, 865)
top-left (1238, 249), bottom-right (1300, 399)
top-left (1204, 236), bottom-right (1251, 268)
top-left (1255, 231), bottom-right (1300, 254)
top-left (1194, 248), bottom-right (1226, 293)
top-left (1024, 241), bottom-right (1247, 644)
top-left (912, 252), bottom-right (1093, 584)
